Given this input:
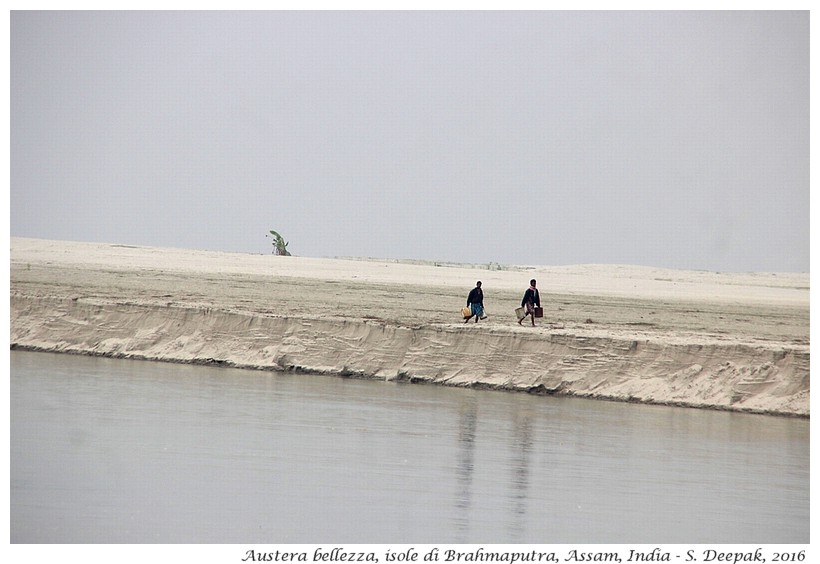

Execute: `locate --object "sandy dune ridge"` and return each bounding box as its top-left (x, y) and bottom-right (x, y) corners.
top-left (10, 238), bottom-right (809, 416)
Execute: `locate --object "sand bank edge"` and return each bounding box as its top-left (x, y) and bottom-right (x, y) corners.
top-left (10, 296), bottom-right (809, 418)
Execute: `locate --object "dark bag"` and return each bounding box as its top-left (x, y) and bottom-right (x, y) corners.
top-left (534, 307), bottom-right (543, 318)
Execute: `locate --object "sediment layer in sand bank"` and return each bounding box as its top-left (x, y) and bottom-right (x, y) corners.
top-left (10, 238), bottom-right (810, 417)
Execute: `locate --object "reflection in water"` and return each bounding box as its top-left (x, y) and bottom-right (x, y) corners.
top-left (454, 398), bottom-right (478, 542)
top-left (11, 351), bottom-right (810, 544)
top-left (453, 400), bottom-right (536, 543)
top-left (507, 408), bottom-right (534, 542)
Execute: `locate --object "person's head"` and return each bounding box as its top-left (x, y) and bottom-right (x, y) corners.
top-left (476, 281), bottom-right (482, 288)
top-left (530, 279), bottom-right (537, 287)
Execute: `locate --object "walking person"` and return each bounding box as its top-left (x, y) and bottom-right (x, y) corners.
top-left (518, 279), bottom-right (541, 326)
top-left (465, 281), bottom-right (487, 323)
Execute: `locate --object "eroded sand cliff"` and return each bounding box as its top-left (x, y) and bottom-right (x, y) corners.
top-left (10, 238), bottom-right (809, 416)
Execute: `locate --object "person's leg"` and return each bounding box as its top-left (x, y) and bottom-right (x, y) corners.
top-left (470, 304), bottom-right (481, 322)
top-left (522, 303), bottom-right (532, 325)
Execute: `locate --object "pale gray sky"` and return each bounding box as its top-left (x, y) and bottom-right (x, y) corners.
top-left (10, 10), bottom-right (809, 272)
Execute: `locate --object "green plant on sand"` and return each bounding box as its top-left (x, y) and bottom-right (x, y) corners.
top-left (267, 229), bottom-right (292, 256)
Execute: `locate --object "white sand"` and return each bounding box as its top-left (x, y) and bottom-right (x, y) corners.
top-left (10, 237), bottom-right (810, 416)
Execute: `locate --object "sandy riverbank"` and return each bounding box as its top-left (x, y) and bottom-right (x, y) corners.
top-left (9, 237), bottom-right (810, 416)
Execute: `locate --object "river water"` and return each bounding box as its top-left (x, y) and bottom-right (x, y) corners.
top-left (10, 350), bottom-right (809, 544)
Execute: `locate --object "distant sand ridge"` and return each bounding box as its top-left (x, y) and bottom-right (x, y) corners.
top-left (10, 238), bottom-right (810, 417)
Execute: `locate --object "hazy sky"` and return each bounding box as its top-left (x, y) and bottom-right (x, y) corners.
top-left (10, 10), bottom-right (809, 272)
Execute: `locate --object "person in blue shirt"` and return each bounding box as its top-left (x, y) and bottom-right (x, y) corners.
top-left (465, 281), bottom-right (487, 323)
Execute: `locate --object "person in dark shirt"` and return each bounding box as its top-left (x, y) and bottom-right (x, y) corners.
top-left (518, 279), bottom-right (541, 326)
top-left (465, 281), bottom-right (487, 323)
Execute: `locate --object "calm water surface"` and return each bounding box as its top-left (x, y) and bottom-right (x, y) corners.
top-left (10, 351), bottom-right (809, 543)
